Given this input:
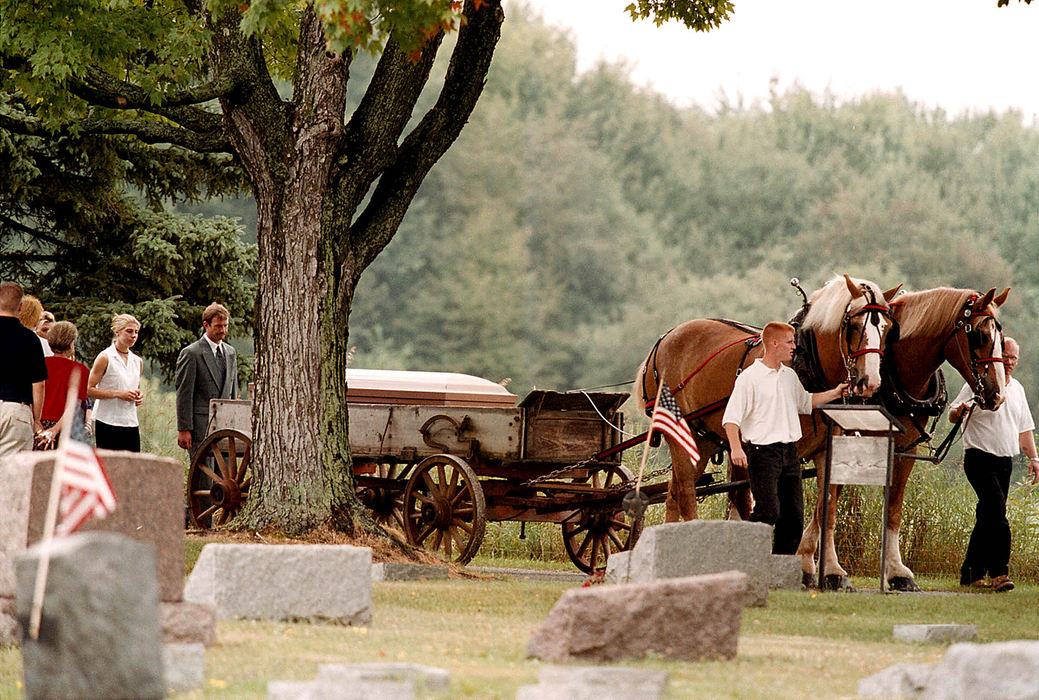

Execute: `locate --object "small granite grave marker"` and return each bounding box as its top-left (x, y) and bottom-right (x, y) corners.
top-left (14, 532), bottom-right (165, 700)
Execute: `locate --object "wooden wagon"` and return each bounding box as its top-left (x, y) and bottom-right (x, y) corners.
top-left (185, 369), bottom-right (644, 572)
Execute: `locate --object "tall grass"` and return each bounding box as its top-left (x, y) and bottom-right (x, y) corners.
top-left (820, 458), bottom-right (1039, 579)
top-left (478, 452), bottom-right (1039, 579)
top-left (136, 376), bottom-right (188, 469)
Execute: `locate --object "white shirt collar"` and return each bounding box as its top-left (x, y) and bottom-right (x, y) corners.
top-left (202, 334), bottom-right (223, 356)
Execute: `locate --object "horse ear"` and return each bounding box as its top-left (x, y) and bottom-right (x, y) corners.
top-left (976, 288), bottom-right (996, 310)
top-left (994, 287), bottom-right (1011, 307)
top-left (882, 284), bottom-right (903, 302)
top-left (844, 274), bottom-right (862, 299)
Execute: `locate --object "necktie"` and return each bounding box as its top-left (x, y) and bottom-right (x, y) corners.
top-left (214, 345), bottom-right (227, 389)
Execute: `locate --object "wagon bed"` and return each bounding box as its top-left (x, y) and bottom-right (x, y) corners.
top-left (186, 370), bottom-right (641, 572)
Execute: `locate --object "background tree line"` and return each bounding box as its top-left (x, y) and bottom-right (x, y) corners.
top-left (7, 3), bottom-right (1038, 408)
top-left (350, 7), bottom-right (1039, 404)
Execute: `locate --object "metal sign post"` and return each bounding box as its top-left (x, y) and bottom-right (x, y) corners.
top-left (818, 404), bottom-right (905, 593)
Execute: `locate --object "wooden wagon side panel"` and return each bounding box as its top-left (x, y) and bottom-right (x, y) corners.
top-left (347, 404), bottom-right (523, 462)
top-left (519, 390), bottom-right (628, 464)
top-left (209, 399), bottom-right (252, 438)
top-left (523, 413), bottom-right (613, 462)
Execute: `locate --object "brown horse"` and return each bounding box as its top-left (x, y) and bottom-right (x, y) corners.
top-left (633, 275), bottom-right (898, 522)
top-left (798, 286), bottom-right (1009, 590)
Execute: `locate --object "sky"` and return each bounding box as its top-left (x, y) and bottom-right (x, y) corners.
top-left (519, 0), bottom-right (1039, 120)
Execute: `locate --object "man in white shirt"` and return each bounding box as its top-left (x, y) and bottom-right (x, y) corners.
top-left (723, 322), bottom-right (847, 554)
top-left (948, 336), bottom-right (1039, 592)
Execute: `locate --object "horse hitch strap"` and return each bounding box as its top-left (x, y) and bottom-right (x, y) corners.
top-left (898, 403), bottom-right (974, 464)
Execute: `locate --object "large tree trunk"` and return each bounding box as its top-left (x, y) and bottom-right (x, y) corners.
top-left (213, 1), bottom-right (503, 535)
top-left (219, 9), bottom-right (357, 532)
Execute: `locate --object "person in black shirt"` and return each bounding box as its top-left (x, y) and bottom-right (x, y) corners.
top-left (0, 282), bottom-right (47, 457)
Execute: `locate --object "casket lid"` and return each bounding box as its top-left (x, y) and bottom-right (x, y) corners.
top-left (345, 369), bottom-right (517, 407)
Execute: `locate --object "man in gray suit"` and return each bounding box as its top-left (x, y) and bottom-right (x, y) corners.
top-left (175, 302), bottom-right (238, 457)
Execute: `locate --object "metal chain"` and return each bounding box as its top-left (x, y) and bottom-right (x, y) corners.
top-left (605, 465), bottom-right (673, 492)
top-left (521, 459), bottom-right (674, 489)
top-left (520, 458), bottom-right (598, 486)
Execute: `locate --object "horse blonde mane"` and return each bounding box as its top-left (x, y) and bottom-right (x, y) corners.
top-left (895, 287), bottom-right (982, 339)
top-left (801, 276), bottom-right (884, 334)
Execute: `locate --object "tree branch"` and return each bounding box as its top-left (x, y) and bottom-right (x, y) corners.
top-left (67, 67), bottom-right (228, 135)
top-left (349, 0), bottom-right (504, 278)
top-left (0, 251), bottom-right (64, 264)
top-left (78, 116), bottom-right (231, 152)
top-left (0, 214), bottom-right (72, 250)
top-left (0, 111), bottom-right (46, 137)
top-left (210, 9), bottom-right (293, 190)
top-left (334, 31), bottom-right (444, 218)
top-left (290, 7), bottom-right (351, 145)
top-left (76, 66), bottom-right (239, 110)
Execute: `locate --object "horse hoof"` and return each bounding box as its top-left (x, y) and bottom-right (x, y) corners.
top-left (887, 576), bottom-right (921, 592)
top-left (802, 572), bottom-right (818, 589)
top-left (823, 574), bottom-right (856, 592)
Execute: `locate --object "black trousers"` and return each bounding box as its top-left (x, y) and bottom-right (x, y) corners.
top-left (746, 442), bottom-right (803, 555)
top-left (94, 421), bottom-right (141, 452)
top-left (960, 448), bottom-right (1012, 583)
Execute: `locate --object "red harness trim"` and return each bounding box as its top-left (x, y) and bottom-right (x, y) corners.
top-left (672, 335), bottom-right (759, 394)
top-left (848, 348), bottom-right (883, 359)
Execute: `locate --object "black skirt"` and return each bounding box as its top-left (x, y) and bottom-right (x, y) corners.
top-left (94, 421), bottom-right (141, 452)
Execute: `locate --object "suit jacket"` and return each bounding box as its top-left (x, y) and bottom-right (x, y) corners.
top-left (175, 337), bottom-right (238, 435)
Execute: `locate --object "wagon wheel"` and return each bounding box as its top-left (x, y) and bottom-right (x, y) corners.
top-left (561, 464), bottom-right (645, 574)
top-left (186, 429), bottom-right (252, 530)
top-left (402, 454), bottom-right (486, 565)
top-left (356, 462), bottom-right (409, 533)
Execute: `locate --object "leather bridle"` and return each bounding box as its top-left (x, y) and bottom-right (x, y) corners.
top-left (944, 293), bottom-right (1004, 406)
top-left (839, 285), bottom-right (894, 388)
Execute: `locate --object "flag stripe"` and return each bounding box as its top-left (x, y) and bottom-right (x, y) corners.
top-left (651, 381), bottom-right (701, 463)
top-left (54, 398), bottom-right (117, 536)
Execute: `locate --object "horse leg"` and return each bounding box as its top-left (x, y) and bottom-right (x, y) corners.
top-left (665, 477), bottom-right (683, 522)
top-left (883, 455), bottom-right (919, 591)
top-left (797, 496), bottom-right (821, 587)
top-left (818, 482), bottom-right (852, 590)
top-left (666, 443), bottom-right (701, 521)
top-left (797, 456), bottom-right (852, 590)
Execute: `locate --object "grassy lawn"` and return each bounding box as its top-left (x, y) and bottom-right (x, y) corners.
top-left (2, 574), bottom-right (1037, 699)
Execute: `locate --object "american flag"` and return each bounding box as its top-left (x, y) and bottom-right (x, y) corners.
top-left (54, 403), bottom-right (116, 536)
top-left (651, 381), bottom-right (700, 463)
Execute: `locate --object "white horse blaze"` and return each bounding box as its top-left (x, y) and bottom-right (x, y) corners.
top-left (993, 331), bottom-right (1007, 393)
top-left (862, 316), bottom-right (886, 391)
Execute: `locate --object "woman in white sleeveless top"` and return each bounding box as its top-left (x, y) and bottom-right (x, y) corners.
top-left (87, 314), bottom-right (144, 451)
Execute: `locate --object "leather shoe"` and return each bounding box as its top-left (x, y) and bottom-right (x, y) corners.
top-left (962, 578), bottom-right (989, 589)
top-left (990, 575), bottom-right (1015, 592)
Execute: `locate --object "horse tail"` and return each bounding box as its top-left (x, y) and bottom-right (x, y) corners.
top-left (634, 330), bottom-right (671, 414)
top-left (633, 355), bottom-right (650, 414)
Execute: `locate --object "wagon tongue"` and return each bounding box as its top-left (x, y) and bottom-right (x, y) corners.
top-left (621, 489), bottom-right (650, 520)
